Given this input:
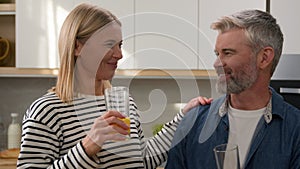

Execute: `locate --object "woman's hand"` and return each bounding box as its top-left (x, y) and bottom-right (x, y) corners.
top-left (182, 96), bottom-right (213, 114)
top-left (82, 110), bottom-right (130, 157)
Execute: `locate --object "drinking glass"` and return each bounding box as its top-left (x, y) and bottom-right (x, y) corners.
top-left (213, 143), bottom-right (240, 169)
top-left (104, 86), bottom-right (130, 138)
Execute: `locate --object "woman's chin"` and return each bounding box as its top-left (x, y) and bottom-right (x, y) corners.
top-left (99, 75), bottom-right (114, 81)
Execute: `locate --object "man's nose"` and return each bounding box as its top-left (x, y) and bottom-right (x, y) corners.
top-left (213, 56), bottom-right (223, 68)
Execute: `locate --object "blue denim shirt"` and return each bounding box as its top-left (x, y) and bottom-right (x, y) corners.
top-left (166, 88), bottom-right (300, 169)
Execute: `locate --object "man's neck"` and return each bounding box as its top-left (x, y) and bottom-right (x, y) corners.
top-left (230, 86), bottom-right (271, 110)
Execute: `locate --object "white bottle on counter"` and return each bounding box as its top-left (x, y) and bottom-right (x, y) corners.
top-left (7, 113), bottom-right (21, 149)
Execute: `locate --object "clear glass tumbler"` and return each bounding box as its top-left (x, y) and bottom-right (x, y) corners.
top-left (213, 143), bottom-right (240, 169)
top-left (104, 86), bottom-right (130, 138)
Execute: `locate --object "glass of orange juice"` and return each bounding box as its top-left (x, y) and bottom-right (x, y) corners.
top-left (105, 86), bottom-right (130, 139)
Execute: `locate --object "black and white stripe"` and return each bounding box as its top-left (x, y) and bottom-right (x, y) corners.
top-left (17, 92), bottom-right (183, 169)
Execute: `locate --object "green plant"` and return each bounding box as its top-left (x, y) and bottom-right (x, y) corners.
top-left (152, 123), bottom-right (164, 135)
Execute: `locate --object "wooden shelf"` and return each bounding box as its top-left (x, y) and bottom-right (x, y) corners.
top-left (0, 67), bottom-right (59, 77)
top-left (115, 69), bottom-right (217, 79)
top-left (0, 3), bottom-right (15, 15)
top-left (0, 67), bottom-right (217, 79)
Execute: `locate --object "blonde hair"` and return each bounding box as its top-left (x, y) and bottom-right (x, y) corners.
top-left (51, 3), bottom-right (119, 102)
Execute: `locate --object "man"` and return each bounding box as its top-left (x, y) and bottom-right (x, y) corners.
top-left (165, 9), bottom-right (300, 169)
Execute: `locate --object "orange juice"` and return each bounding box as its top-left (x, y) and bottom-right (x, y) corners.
top-left (111, 117), bottom-right (130, 140)
top-left (120, 117), bottom-right (130, 135)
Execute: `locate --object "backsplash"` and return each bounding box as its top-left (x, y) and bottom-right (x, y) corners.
top-left (0, 77), bottom-right (56, 149)
top-left (0, 76), bottom-right (218, 148)
top-left (0, 77), bottom-right (56, 124)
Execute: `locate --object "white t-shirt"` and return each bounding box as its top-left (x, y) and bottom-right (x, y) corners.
top-left (227, 104), bottom-right (265, 168)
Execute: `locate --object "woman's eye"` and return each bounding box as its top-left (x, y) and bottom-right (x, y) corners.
top-left (119, 42), bottom-right (123, 48)
top-left (104, 43), bottom-right (114, 48)
top-left (103, 40), bottom-right (123, 49)
top-left (103, 40), bottom-right (116, 48)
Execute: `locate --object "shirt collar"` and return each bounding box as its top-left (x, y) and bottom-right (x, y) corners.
top-left (218, 92), bottom-right (273, 124)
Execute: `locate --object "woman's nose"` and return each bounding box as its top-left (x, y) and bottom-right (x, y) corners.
top-left (112, 45), bottom-right (123, 59)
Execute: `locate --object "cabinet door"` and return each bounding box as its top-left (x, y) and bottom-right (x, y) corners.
top-left (16, 0), bottom-right (73, 68)
top-left (198, 0), bottom-right (266, 69)
top-left (0, 11), bottom-right (15, 67)
top-left (135, 0), bottom-right (198, 70)
top-left (271, 0), bottom-right (300, 54)
top-left (16, 0), bottom-right (134, 68)
top-left (74, 0), bottom-right (135, 69)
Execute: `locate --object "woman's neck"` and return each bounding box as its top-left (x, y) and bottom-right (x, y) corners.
top-left (95, 80), bottom-right (104, 96)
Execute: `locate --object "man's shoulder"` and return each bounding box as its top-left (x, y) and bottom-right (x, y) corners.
top-left (184, 95), bottom-right (226, 120)
top-left (272, 91), bottom-right (300, 119)
top-left (171, 96), bottom-right (226, 147)
top-left (281, 101), bottom-right (300, 124)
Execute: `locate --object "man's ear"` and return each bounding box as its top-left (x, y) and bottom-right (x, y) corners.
top-left (257, 47), bottom-right (274, 69)
top-left (75, 40), bottom-right (83, 56)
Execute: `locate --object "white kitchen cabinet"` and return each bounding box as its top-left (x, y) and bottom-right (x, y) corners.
top-left (16, 0), bottom-right (73, 68)
top-left (271, 0), bottom-right (300, 54)
top-left (16, 0), bottom-right (134, 68)
top-left (134, 0), bottom-right (199, 70)
top-left (198, 0), bottom-right (266, 69)
top-left (16, 0), bottom-right (266, 69)
top-left (134, 0), bottom-right (265, 70)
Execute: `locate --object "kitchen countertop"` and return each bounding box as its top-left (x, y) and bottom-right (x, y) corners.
top-left (0, 158), bottom-right (167, 168)
top-left (0, 158), bottom-right (165, 169)
top-left (0, 158), bottom-right (17, 169)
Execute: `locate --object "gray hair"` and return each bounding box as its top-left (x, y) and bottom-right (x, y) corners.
top-left (211, 9), bottom-right (284, 75)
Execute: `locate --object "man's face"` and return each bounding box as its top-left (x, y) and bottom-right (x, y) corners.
top-left (213, 28), bottom-right (258, 94)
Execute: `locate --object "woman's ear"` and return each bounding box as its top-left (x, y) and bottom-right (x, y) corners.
top-left (258, 47), bottom-right (274, 69)
top-left (75, 40), bottom-right (83, 56)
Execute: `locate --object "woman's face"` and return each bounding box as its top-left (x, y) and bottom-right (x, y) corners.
top-left (75, 21), bottom-right (123, 80)
top-left (96, 40), bottom-right (123, 80)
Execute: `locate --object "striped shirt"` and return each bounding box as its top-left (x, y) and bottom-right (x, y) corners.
top-left (17, 92), bottom-right (183, 169)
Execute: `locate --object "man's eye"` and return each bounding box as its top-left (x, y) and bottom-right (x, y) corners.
top-left (214, 52), bottom-right (219, 56)
top-left (224, 52), bottom-right (233, 56)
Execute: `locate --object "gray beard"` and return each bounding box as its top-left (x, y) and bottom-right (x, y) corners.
top-left (216, 70), bottom-right (258, 94)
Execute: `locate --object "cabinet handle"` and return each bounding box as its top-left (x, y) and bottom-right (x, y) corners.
top-left (279, 87), bottom-right (300, 94)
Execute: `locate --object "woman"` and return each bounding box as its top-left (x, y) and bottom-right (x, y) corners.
top-left (17, 3), bottom-right (212, 169)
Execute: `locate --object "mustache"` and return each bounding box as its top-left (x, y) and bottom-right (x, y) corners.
top-left (215, 66), bottom-right (232, 76)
